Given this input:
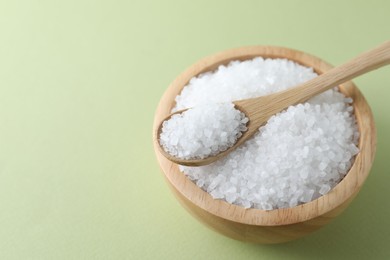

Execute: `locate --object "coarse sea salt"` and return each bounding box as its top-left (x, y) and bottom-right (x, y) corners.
top-left (159, 103), bottom-right (248, 159)
top-left (173, 57), bottom-right (359, 210)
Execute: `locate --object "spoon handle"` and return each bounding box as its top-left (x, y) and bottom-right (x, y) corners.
top-left (271, 41), bottom-right (390, 105)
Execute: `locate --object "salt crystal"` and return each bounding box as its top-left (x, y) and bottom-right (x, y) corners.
top-left (210, 190), bottom-right (224, 199)
top-left (319, 162), bottom-right (327, 171)
top-left (349, 144), bottom-right (360, 156)
top-left (319, 184), bottom-right (331, 195)
top-left (196, 179), bottom-right (205, 188)
top-left (299, 169), bottom-right (309, 179)
top-left (302, 146), bottom-right (309, 158)
top-left (261, 202), bottom-right (273, 211)
top-left (301, 190), bottom-right (315, 203)
top-left (226, 193), bottom-right (237, 203)
top-left (242, 200), bottom-right (251, 208)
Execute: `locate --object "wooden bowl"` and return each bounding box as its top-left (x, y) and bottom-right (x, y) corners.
top-left (152, 46), bottom-right (376, 244)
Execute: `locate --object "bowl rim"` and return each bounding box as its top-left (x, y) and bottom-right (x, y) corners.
top-left (153, 45), bottom-right (376, 226)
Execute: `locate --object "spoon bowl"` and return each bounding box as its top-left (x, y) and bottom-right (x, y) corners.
top-left (155, 106), bottom-right (251, 166)
top-left (152, 45), bottom-right (376, 243)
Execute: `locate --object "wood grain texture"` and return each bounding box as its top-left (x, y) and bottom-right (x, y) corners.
top-left (152, 45), bottom-right (377, 243)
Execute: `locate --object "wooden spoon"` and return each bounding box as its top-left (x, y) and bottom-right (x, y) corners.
top-left (156, 41), bottom-right (390, 166)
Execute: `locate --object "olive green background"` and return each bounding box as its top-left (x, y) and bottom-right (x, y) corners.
top-left (0, 0), bottom-right (389, 259)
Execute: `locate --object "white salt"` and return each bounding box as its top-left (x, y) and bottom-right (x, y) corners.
top-left (319, 184), bottom-right (331, 195)
top-left (159, 103), bottom-right (248, 159)
top-left (172, 57), bottom-right (359, 210)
